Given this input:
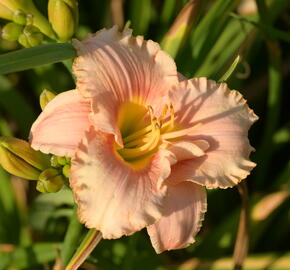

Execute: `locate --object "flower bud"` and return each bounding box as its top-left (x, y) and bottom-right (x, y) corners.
top-left (13, 9), bottom-right (27, 25)
top-left (0, 136), bottom-right (50, 169)
top-left (37, 168), bottom-right (65, 193)
top-left (39, 89), bottom-right (56, 110)
top-left (0, 3), bottom-right (12, 20)
top-left (62, 164), bottom-right (70, 178)
top-left (18, 24), bottom-right (43, 48)
top-left (48, 0), bottom-right (78, 42)
top-left (1, 22), bottom-right (23, 41)
top-left (57, 156), bottom-right (67, 166)
top-left (0, 136), bottom-right (50, 180)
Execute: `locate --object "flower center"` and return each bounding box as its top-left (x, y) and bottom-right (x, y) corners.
top-left (116, 102), bottom-right (200, 169)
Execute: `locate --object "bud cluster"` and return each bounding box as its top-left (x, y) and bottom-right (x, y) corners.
top-left (0, 0), bottom-right (78, 46)
top-left (0, 89), bottom-right (73, 193)
top-left (0, 136), bottom-right (72, 193)
top-left (1, 8), bottom-right (44, 47)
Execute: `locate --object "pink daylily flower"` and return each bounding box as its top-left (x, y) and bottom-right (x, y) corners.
top-left (30, 26), bottom-right (258, 253)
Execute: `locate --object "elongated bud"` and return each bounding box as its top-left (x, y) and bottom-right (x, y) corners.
top-left (37, 168), bottom-right (65, 193)
top-left (0, 2), bottom-right (13, 20)
top-left (0, 137), bottom-right (50, 180)
top-left (48, 0), bottom-right (78, 42)
top-left (13, 9), bottom-right (27, 25)
top-left (39, 89), bottom-right (56, 110)
top-left (0, 137), bottom-right (50, 170)
top-left (1, 22), bottom-right (23, 41)
top-left (18, 24), bottom-right (43, 47)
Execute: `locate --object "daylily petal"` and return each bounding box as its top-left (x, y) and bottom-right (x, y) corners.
top-left (168, 78), bottom-right (258, 188)
top-left (30, 90), bottom-right (91, 157)
top-left (166, 140), bottom-right (210, 161)
top-left (72, 26), bottom-right (178, 145)
top-left (70, 126), bottom-right (174, 239)
top-left (147, 181), bottom-right (207, 253)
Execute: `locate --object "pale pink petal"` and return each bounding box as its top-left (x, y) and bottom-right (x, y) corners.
top-left (70, 126), bottom-right (175, 239)
top-left (167, 78), bottom-right (258, 188)
top-left (72, 26), bottom-right (178, 145)
top-left (166, 140), bottom-right (210, 160)
top-left (30, 90), bottom-right (91, 157)
top-left (147, 181), bottom-right (207, 253)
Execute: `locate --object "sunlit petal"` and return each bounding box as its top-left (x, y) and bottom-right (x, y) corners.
top-left (73, 26), bottom-right (178, 145)
top-left (147, 181), bottom-right (207, 253)
top-left (30, 90), bottom-right (91, 157)
top-left (70, 126), bottom-right (174, 238)
top-left (168, 78), bottom-right (258, 188)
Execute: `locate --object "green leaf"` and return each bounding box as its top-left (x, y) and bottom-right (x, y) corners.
top-left (0, 168), bottom-right (21, 244)
top-left (0, 242), bottom-right (59, 268)
top-left (161, 0), bottom-right (200, 58)
top-left (219, 55), bottom-right (241, 82)
top-left (0, 76), bottom-right (36, 136)
top-left (194, 17), bottom-right (254, 79)
top-left (129, 0), bottom-right (152, 35)
top-left (0, 43), bottom-right (76, 75)
top-left (61, 207), bottom-right (83, 266)
top-left (191, 0), bottom-right (240, 71)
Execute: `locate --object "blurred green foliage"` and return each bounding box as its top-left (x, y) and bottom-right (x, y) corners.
top-left (0, 0), bottom-right (290, 269)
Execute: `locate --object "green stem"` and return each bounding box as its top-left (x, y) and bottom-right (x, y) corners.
top-left (233, 181), bottom-right (249, 270)
top-left (65, 229), bottom-right (102, 270)
top-left (61, 207), bottom-right (83, 267)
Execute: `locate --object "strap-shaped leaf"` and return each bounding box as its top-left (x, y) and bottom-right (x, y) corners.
top-left (0, 43), bottom-right (76, 75)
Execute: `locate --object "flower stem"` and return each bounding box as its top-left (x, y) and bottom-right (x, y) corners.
top-left (65, 229), bottom-right (102, 270)
top-left (233, 181), bottom-right (249, 270)
top-left (61, 207), bottom-right (83, 267)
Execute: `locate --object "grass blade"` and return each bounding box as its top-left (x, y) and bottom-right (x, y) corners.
top-left (0, 43), bottom-right (76, 75)
top-left (161, 0), bottom-right (201, 58)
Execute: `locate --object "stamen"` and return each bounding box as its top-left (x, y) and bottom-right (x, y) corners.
top-left (119, 103), bottom-right (200, 163)
top-left (124, 137), bottom-right (150, 148)
top-left (160, 103), bottom-right (175, 133)
top-left (159, 104), bottom-right (168, 123)
top-left (169, 103), bottom-right (175, 130)
top-left (122, 105), bottom-right (155, 144)
top-left (119, 119), bottom-right (161, 160)
top-left (161, 123), bottom-right (202, 140)
top-left (123, 125), bottom-right (151, 144)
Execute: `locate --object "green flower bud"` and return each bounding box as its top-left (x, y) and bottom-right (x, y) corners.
top-left (57, 156), bottom-right (67, 166)
top-left (50, 155), bottom-right (60, 168)
top-left (37, 168), bottom-right (65, 193)
top-left (1, 22), bottom-right (23, 41)
top-left (62, 164), bottom-right (70, 178)
top-left (0, 136), bottom-right (50, 170)
top-left (48, 0), bottom-right (78, 42)
top-left (0, 0), bottom-right (56, 39)
top-left (18, 24), bottom-right (43, 48)
top-left (39, 89), bottom-right (56, 110)
top-left (0, 136), bottom-right (50, 180)
top-left (13, 9), bottom-right (27, 25)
